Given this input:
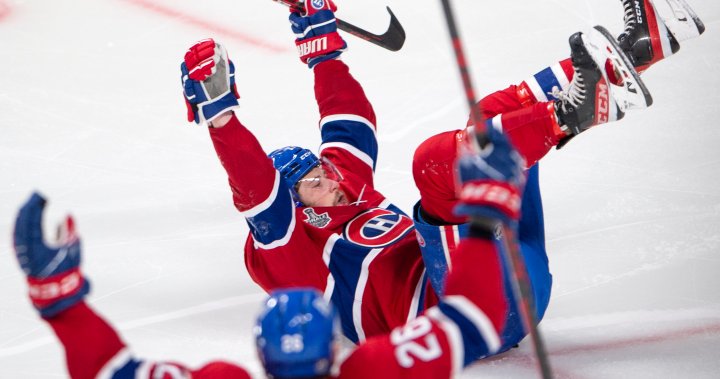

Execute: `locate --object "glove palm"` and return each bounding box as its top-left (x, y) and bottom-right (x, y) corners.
top-left (181, 39), bottom-right (240, 124)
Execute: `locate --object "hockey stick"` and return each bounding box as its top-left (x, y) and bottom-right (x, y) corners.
top-left (273, 0), bottom-right (406, 51)
top-left (437, 1), bottom-right (555, 378)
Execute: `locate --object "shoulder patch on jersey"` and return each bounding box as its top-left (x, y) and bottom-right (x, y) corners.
top-left (303, 208), bottom-right (332, 228)
top-left (344, 208), bottom-right (414, 248)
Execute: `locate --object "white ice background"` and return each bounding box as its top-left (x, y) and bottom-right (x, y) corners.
top-left (1, 0), bottom-right (719, 378)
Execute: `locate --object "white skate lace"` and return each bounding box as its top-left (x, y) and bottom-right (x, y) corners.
top-left (552, 67), bottom-right (586, 113)
top-left (621, 0), bottom-right (637, 35)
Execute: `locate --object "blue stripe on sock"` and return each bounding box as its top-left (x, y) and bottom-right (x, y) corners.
top-left (534, 67), bottom-right (562, 101)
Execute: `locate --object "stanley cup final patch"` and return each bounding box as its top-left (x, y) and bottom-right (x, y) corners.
top-left (303, 208), bottom-right (332, 228)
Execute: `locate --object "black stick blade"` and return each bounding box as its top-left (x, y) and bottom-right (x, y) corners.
top-left (337, 7), bottom-right (406, 52)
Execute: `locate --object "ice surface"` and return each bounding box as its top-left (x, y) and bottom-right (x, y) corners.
top-left (1, 0), bottom-right (719, 377)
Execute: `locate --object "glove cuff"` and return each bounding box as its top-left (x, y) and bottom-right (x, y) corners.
top-left (27, 268), bottom-right (90, 318)
top-left (455, 180), bottom-right (522, 222)
top-left (198, 91), bottom-right (240, 124)
top-left (296, 33), bottom-right (346, 68)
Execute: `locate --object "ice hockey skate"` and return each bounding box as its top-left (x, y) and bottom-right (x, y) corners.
top-left (657, 0), bottom-right (705, 42)
top-left (554, 26), bottom-right (651, 142)
top-left (617, 0), bottom-right (680, 72)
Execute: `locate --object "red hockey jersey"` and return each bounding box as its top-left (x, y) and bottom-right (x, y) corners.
top-left (208, 60), bottom-right (433, 343)
top-left (46, 238), bottom-right (505, 379)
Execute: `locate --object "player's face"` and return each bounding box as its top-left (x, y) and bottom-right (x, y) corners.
top-left (296, 165), bottom-right (348, 207)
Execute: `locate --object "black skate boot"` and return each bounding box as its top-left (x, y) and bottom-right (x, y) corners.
top-left (617, 0), bottom-right (680, 72)
top-left (554, 31), bottom-right (624, 146)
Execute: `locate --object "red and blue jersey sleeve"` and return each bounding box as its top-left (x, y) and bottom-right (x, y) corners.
top-left (337, 237), bottom-right (507, 378)
top-left (45, 302), bottom-right (251, 379)
top-left (314, 60), bottom-right (378, 190)
top-left (209, 117), bottom-right (329, 291)
top-left (208, 117), bottom-right (298, 248)
top-left (338, 316), bottom-right (456, 379)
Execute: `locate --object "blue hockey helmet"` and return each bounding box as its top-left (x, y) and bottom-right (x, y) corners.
top-left (268, 146), bottom-right (320, 205)
top-left (254, 288), bottom-right (340, 378)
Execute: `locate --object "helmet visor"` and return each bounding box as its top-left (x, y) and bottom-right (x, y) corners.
top-left (295, 157), bottom-right (343, 190)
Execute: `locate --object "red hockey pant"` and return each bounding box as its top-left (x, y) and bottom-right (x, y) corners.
top-left (412, 85), bottom-right (563, 223)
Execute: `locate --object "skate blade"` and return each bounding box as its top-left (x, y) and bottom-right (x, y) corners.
top-left (659, 0), bottom-right (705, 42)
top-left (586, 26), bottom-right (653, 111)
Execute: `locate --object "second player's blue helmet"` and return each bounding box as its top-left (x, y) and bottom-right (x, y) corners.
top-left (268, 146), bottom-right (320, 206)
top-left (254, 288), bottom-right (340, 379)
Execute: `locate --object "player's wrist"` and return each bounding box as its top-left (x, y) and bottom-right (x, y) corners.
top-left (468, 218), bottom-right (499, 240)
top-left (28, 271), bottom-right (90, 318)
top-left (209, 111), bottom-right (233, 128)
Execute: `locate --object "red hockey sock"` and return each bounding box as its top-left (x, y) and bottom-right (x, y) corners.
top-left (493, 101), bottom-right (567, 167)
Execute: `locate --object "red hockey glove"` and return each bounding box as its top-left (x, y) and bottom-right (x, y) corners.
top-left (181, 38), bottom-right (240, 124)
top-left (454, 127), bottom-right (527, 227)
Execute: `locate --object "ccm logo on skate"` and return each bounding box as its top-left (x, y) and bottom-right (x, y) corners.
top-left (595, 81), bottom-right (610, 124)
top-left (298, 37), bottom-right (328, 57)
top-left (634, 0), bottom-right (644, 24)
top-left (344, 208), bottom-right (414, 248)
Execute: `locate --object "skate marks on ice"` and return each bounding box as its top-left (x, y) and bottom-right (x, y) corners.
top-left (0, 292), bottom-right (265, 357)
top-left (461, 309), bottom-right (720, 379)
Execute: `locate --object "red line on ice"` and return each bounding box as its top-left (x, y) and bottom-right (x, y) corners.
top-left (551, 322), bottom-right (720, 356)
top-left (0, 1), bottom-right (12, 21)
top-left (474, 323), bottom-right (720, 378)
top-left (122, 0), bottom-right (287, 53)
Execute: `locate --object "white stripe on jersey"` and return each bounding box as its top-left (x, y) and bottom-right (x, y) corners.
top-left (251, 195), bottom-right (297, 250)
top-left (490, 114), bottom-right (504, 132)
top-left (323, 234), bottom-right (341, 266)
top-left (425, 308), bottom-right (464, 376)
top-left (323, 272), bottom-right (336, 303)
top-left (439, 225), bottom-right (460, 271)
top-left (95, 347), bottom-right (133, 379)
top-left (294, 18), bottom-right (337, 39)
top-left (242, 170), bottom-right (282, 217)
top-left (353, 248), bottom-right (383, 342)
top-left (406, 268), bottom-right (427, 323)
top-left (320, 114), bottom-right (377, 135)
top-left (322, 235), bottom-right (341, 300)
top-left (320, 141), bottom-right (375, 170)
top-left (443, 295), bottom-right (502, 354)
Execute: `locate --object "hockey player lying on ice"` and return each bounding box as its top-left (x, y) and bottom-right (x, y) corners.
top-left (13, 123), bottom-right (526, 378)
top-left (181, 0), bottom-right (704, 359)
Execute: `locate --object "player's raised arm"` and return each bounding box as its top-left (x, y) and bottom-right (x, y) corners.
top-left (290, 0), bottom-right (378, 184)
top-left (11, 193), bottom-right (252, 379)
top-left (181, 39), bottom-right (291, 224)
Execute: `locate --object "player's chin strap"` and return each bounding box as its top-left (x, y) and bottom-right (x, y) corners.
top-left (272, 0), bottom-right (406, 51)
top-left (350, 185), bottom-right (368, 206)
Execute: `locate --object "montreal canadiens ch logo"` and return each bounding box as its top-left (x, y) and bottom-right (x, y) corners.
top-left (344, 208), bottom-right (414, 248)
